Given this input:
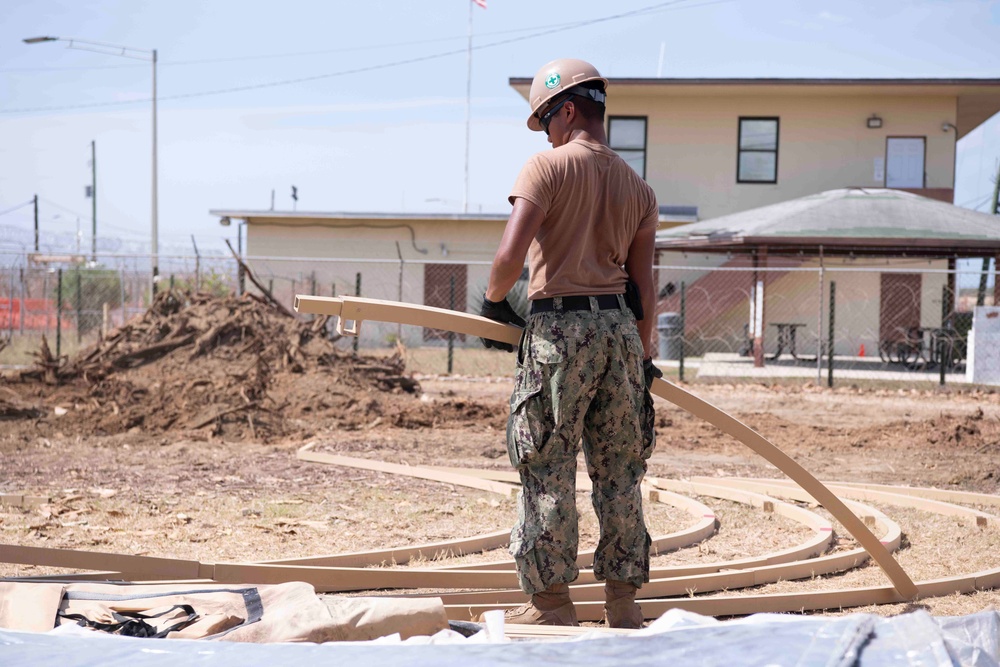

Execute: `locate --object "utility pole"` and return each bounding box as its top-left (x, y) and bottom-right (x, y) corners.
top-left (993, 160), bottom-right (1000, 217)
top-left (91, 140), bottom-right (97, 262)
top-left (33, 194), bottom-right (39, 253)
top-left (462, 0), bottom-right (473, 214)
top-left (976, 161), bottom-right (1000, 307)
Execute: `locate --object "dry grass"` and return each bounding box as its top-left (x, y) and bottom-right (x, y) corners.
top-left (0, 332), bottom-right (89, 367)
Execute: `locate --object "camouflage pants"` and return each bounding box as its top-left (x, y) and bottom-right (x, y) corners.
top-left (506, 298), bottom-right (654, 595)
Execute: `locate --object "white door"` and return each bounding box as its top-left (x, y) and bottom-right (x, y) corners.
top-left (885, 138), bottom-right (925, 188)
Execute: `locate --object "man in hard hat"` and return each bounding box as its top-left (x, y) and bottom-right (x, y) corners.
top-left (480, 58), bottom-right (660, 628)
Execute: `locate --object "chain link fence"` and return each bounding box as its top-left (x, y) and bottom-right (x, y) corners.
top-left (1, 249), bottom-right (995, 386)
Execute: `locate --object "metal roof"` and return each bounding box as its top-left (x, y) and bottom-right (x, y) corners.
top-left (655, 188), bottom-right (1000, 257)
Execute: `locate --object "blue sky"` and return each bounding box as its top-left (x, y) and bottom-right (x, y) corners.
top-left (1, 0), bottom-right (999, 258)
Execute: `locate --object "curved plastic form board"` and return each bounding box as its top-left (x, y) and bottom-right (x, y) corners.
top-left (293, 294), bottom-right (917, 598)
top-left (431, 546), bottom-right (875, 606)
top-left (290, 457), bottom-right (879, 601)
top-left (650, 478), bottom-right (837, 564)
top-left (445, 569), bottom-right (1000, 622)
top-left (0, 544), bottom-right (207, 580)
top-left (423, 479), bottom-right (862, 606)
top-left (291, 454), bottom-right (716, 577)
top-left (253, 529), bottom-right (511, 567)
top-left (804, 480), bottom-right (1000, 515)
top-left (696, 478), bottom-right (997, 529)
top-left (684, 479), bottom-right (904, 551)
top-left (295, 447), bottom-right (519, 498)
top-left (2, 472), bottom-right (990, 617)
top-left (422, 466), bottom-right (718, 571)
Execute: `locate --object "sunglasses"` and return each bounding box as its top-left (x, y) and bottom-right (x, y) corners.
top-left (539, 95), bottom-right (573, 135)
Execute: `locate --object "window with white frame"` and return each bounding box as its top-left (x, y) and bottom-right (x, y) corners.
top-left (609, 116), bottom-right (647, 179)
top-left (737, 117), bottom-right (779, 184)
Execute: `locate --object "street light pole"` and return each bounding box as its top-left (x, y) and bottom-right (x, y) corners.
top-left (151, 48), bottom-right (158, 292)
top-left (24, 35), bottom-right (159, 292)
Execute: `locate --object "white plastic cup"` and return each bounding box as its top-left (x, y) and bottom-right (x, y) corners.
top-left (482, 609), bottom-right (505, 642)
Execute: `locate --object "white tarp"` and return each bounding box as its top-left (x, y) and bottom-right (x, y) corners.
top-left (2, 608), bottom-right (1000, 667)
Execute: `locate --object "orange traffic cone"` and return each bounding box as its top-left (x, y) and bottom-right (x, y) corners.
top-left (859, 343), bottom-right (865, 357)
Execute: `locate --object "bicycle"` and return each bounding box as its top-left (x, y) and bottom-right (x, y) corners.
top-left (878, 326), bottom-right (923, 366)
top-left (878, 326), bottom-right (963, 370)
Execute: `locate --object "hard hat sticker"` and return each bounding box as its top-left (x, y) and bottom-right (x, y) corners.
top-left (544, 72), bottom-right (561, 89)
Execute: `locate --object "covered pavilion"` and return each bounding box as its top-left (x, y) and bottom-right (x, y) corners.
top-left (654, 188), bottom-right (1000, 366)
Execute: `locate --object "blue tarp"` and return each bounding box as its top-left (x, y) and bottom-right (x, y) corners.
top-left (2, 609), bottom-right (998, 667)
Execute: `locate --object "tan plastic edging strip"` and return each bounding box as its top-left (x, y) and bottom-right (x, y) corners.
top-left (294, 294), bottom-right (918, 598)
top-left (296, 445), bottom-right (519, 498)
top-left (421, 466), bottom-right (845, 577)
top-left (290, 457), bottom-right (883, 602)
top-left (827, 481), bottom-right (1000, 508)
top-left (2, 470), bottom-right (994, 619)
top-left (696, 477), bottom-right (998, 529)
top-left (0, 544), bottom-right (205, 580)
top-left (422, 466), bottom-right (718, 571)
top-left (253, 529), bottom-right (511, 567)
top-left (440, 488), bottom-right (910, 619)
top-left (419, 478), bottom-right (863, 606)
top-left (650, 479), bottom-right (837, 562)
top-left (289, 453), bottom-right (717, 581)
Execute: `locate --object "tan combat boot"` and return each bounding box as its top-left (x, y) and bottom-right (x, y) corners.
top-left (603, 580), bottom-right (644, 629)
top-left (502, 583), bottom-right (579, 626)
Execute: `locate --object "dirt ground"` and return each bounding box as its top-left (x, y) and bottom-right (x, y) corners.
top-left (3, 292), bottom-right (1000, 620)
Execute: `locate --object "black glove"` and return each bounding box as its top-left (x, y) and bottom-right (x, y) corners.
top-left (643, 357), bottom-right (662, 389)
top-left (479, 295), bottom-right (526, 352)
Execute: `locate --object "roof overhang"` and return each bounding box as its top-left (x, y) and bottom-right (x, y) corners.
top-left (655, 188), bottom-right (1000, 258)
top-left (656, 236), bottom-right (1000, 258)
top-left (509, 77), bottom-right (1000, 139)
top-left (210, 210), bottom-right (509, 225)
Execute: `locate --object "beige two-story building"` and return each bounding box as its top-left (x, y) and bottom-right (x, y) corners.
top-left (509, 77), bottom-right (1000, 217)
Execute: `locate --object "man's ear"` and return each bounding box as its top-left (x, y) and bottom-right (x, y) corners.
top-left (563, 100), bottom-right (576, 123)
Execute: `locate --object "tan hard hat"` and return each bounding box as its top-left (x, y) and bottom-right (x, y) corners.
top-left (526, 58), bottom-right (609, 131)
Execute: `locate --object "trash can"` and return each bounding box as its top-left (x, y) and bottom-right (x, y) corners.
top-left (657, 312), bottom-right (683, 360)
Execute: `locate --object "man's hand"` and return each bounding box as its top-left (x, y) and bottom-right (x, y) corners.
top-left (643, 358), bottom-right (663, 389)
top-left (479, 295), bottom-right (526, 352)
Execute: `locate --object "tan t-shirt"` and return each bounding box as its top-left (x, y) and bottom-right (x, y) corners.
top-left (509, 138), bottom-right (659, 300)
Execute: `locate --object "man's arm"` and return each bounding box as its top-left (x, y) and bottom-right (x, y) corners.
top-left (624, 224), bottom-right (657, 359)
top-left (485, 198), bottom-right (545, 302)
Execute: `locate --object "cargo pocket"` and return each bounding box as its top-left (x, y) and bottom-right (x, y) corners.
top-left (507, 330), bottom-right (565, 468)
top-left (508, 523), bottom-right (545, 594)
top-left (507, 383), bottom-right (545, 467)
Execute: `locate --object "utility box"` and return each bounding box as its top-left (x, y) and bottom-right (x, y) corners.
top-left (657, 312), bottom-right (683, 360)
top-left (966, 306), bottom-right (1000, 386)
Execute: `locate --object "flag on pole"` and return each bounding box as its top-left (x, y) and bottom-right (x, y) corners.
top-left (472, 0), bottom-right (487, 8)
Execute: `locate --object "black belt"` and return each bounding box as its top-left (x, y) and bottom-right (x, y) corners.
top-left (530, 294), bottom-right (623, 315)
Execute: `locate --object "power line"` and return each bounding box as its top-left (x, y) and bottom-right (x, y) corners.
top-left (38, 196), bottom-right (92, 221)
top-left (0, 1), bottom-right (727, 73)
top-left (0, 200), bottom-right (34, 218)
top-left (1, 0), bottom-right (729, 114)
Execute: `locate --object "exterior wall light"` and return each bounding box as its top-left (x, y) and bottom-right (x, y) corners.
top-left (866, 114), bottom-right (883, 129)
